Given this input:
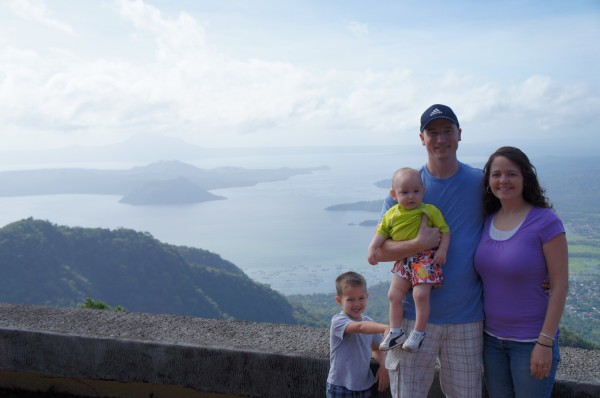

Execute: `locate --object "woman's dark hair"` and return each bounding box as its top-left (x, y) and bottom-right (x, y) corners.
top-left (482, 146), bottom-right (552, 216)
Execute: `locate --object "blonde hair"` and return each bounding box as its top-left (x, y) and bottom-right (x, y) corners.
top-left (391, 167), bottom-right (421, 189)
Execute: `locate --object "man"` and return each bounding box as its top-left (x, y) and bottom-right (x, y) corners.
top-left (375, 104), bottom-right (485, 397)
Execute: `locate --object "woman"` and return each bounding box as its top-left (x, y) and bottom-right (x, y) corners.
top-left (474, 147), bottom-right (568, 398)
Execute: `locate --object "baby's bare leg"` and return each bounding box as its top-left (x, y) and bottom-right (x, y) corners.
top-left (412, 283), bottom-right (433, 332)
top-left (388, 274), bottom-right (411, 328)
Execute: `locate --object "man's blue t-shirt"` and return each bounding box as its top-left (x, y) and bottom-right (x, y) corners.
top-left (381, 162), bottom-right (484, 324)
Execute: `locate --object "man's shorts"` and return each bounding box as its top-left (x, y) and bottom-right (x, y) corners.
top-left (391, 249), bottom-right (443, 286)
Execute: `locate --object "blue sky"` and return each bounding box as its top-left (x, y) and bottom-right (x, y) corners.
top-left (0, 0), bottom-right (598, 152)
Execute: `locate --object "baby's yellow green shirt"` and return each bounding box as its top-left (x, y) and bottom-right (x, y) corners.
top-left (376, 203), bottom-right (450, 241)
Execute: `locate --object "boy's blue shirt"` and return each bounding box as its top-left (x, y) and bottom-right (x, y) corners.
top-left (327, 311), bottom-right (383, 391)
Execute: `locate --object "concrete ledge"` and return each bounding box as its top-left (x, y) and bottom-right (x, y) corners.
top-left (0, 371), bottom-right (234, 398)
top-left (0, 303), bottom-right (599, 397)
top-left (0, 328), bottom-right (329, 397)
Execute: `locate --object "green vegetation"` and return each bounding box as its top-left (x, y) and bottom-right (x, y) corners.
top-left (80, 297), bottom-right (126, 312)
top-left (562, 270), bottom-right (600, 347)
top-left (555, 181), bottom-right (600, 348)
top-left (0, 218), bottom-right (319, 325)
top-left (559, 326), bottom-right (599, 350)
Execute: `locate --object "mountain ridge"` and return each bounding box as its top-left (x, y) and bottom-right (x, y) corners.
top-left (0, 160), bottom-right (323, 205)
top-left (0, 218), bottom-right (315, 325)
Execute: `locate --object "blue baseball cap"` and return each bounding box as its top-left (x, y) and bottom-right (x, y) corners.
top-left (420, 104), bottom-right (460, 132)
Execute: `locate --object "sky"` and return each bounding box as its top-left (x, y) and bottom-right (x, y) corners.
top-left (0, 0), bottom-right (599, 153)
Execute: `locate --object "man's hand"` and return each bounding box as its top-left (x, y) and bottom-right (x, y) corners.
top-left (415, 215), bottom-right (441, 252)
top-left (367, 248), bottom-right (379, 265)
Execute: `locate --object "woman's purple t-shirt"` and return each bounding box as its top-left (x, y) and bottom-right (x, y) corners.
top-left (474, 207), bottom-right (565, 340)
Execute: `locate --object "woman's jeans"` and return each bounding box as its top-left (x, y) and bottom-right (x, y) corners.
top-left (483, 333), bottom-right (560, 398)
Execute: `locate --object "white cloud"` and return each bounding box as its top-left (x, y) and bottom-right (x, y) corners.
top-left (345, 20), bottom-right (369, 38)
top-left (0, 0), bottom-right (598, 150)
top-left (8, 0), bottom-right (74, 34)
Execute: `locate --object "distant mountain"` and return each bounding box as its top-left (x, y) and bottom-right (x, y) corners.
top-left (325, 199), bottom-right (383, 227)
top-left (119, 177), bottom-right (225, 205)
top-left (0, 160), bottom-right (322, 206)
top-left (0, 219), bottom-right (316, 324)
top-left (325, 200), bottom-right (383, 212)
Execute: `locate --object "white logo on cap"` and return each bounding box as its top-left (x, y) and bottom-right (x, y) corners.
top-left (430, 108), bottom-right (443, 116)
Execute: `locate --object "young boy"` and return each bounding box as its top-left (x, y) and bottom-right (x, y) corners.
top-left (367, 167), bottom-right (450, 352)
top-left (327, 271), bottom-right (389, 397)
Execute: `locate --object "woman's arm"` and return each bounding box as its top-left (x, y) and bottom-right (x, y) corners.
top-left (530, 233), bottom-right (569, 379)
top-left (375, 215), bottom-right (441, 262)
top-left (540, 233), bottom-right (569, 336)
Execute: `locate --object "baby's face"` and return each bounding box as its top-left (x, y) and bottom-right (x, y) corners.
top-left (392, 172), bottom-right (425, 210)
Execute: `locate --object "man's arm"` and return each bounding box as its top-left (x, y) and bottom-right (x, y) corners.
top-left (367, 234), bottom-right (387, 265)
top-left (375, 215), bottom-right (441, 262)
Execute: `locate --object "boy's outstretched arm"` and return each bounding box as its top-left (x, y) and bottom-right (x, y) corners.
top-left (345, 321), bottom-right (389, 335)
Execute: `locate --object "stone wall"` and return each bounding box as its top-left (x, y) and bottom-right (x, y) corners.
top-left (0, 303), bottom-right (598, 397)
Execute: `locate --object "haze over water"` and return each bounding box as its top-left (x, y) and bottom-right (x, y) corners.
top-left (0, 146), bottom-right (491, 295)
top-left (0, 1), bottom-right (597, 297)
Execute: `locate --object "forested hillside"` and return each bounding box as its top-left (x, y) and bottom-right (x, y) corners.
top-left (0, 218), bottom-right (316, 325)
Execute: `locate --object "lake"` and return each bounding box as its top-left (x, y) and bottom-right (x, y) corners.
top-left (0, 146), bottom-right (487, 295)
